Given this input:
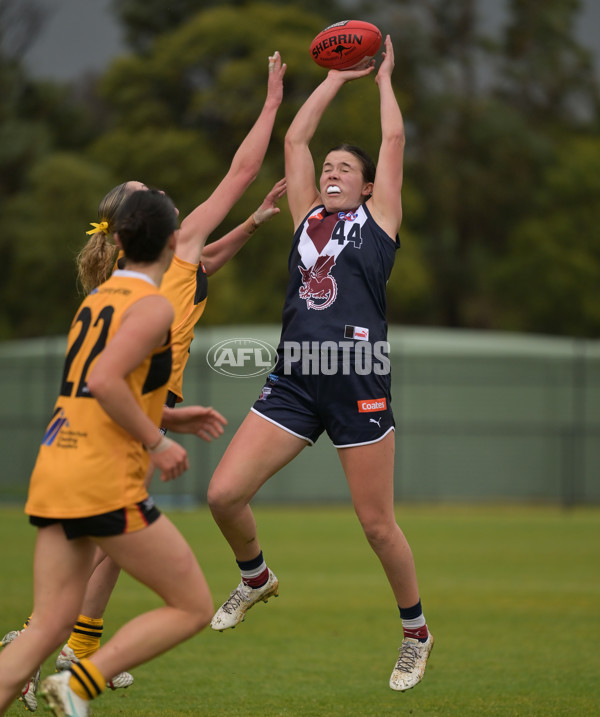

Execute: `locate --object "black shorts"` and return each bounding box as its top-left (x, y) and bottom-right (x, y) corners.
top-left (29, 498), bottom-right (161, 540)
top-left (251, 366), bottom-right (394, 448)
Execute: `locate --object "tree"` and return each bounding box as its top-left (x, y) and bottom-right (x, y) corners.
top-left (376, 0), bottom-right (599, 331)
top-left (499, 0), bottom-right (600, 126)
top-left (491, 136), bottom-right (600, 337)
top-left (1, 0), bottom-right (598, 339)
top-left (0, 0), bottom-right (106, 337)
top-left (0, 0), bottom-right (51, 196)
top-left (0, 0), bottom-right (47, 60)
top-left (110, 0), bottom-right (345, 53)
top-left (0, 153), bottom-right (116, 338)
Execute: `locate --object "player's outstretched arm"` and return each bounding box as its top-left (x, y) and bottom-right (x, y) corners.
top-left (369, 35), bottom-right (405, 239)
top-left (162, 404), bottom-right (228, 442)
top-left (201, 178), bottom-right (286, 276)
top-left (176, 52), bottom-right (286, 266)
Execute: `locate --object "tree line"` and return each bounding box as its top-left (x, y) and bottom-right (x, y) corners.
top-left (0, 0), bottom-right (598, 339)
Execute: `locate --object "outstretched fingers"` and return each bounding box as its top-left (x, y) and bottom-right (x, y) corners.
top-left (267, 50), bottom-right (286, 104)
top-left (254, 177), bottom-right (287, 225)
top-left (376, 35), bottom-right (395, 83)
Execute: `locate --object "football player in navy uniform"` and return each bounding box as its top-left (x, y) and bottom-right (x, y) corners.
top-left (208, 36), bottom-right (434, 693)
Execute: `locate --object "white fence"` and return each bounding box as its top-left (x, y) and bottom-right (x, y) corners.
top-left (1, 326), bottom-right (598, 506)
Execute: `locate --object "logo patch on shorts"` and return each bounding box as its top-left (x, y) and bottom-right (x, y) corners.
top-left (142, 497), bottom-right (155, 511)
top-left (344, 324), bottom-right (369, 341)
top-left (258, 386), bottom-right (272, 401)
top-left (357, 398), bottom-right (387, 413)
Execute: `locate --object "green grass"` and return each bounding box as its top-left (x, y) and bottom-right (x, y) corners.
top-left (2, 504), bottom-right (599, 716)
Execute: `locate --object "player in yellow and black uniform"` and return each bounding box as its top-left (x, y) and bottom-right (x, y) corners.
top-left (158, 254), bottom-right (207, 405)
top-left (26, 270), bottom-right (172, 522)
top-left (0, 189), bottom-right (214, 717)
top-left (0, 51), bottom-right (287, 713)
top-left (115, 250), bottom-right (206, 409)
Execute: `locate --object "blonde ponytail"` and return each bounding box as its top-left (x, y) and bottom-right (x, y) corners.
top-left (76, 182), bottom-right (133, 293)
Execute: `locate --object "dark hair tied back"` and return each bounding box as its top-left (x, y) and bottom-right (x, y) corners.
top-left (114, 189), bottom-right (177, 263)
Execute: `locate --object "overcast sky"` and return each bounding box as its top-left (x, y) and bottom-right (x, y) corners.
top-left (23, 0), bottom-right (600, 82)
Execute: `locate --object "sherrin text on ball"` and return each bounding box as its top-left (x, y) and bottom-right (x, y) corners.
top-left (310, 20), bottom-right (382, 71)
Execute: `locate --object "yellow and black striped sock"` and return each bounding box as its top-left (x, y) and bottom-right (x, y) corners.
top-left (69, 658), bottom-right (106, 701)
top-left (67, 615), bottom-right (103, 659)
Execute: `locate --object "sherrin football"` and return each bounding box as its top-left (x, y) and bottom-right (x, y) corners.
top-left (310, 20), bottom-right (382, 71)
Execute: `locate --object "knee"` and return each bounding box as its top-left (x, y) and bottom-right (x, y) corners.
top-left (187, 598), bottom-right (214, 636)
top-left (206, 481), bottom-right (226, 515)
top-left (359, 518), bottom-right (397, 551)
top-left (206, 479), bottom-right (242, 517)
top-left (27, 614), bottom-right (74, 650)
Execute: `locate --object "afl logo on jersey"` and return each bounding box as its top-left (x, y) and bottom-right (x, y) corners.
top-left (298, 255), bottom-right (338, 310)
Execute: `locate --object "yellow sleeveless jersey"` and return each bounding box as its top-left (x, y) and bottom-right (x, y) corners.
top-left (25, 272), bottom-right (172, 519)
top-left (161, 255), bottom-right (207, 402)
top-left (116, 253), bottom-right (207, 402)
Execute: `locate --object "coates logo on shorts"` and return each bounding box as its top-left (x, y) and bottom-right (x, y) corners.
top-left (206, 338), bottom-right (278, 378)
top-left (357, 398), bottom-right (387, 413)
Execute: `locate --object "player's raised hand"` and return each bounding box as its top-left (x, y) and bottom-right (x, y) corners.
top-left (267, 51), bottom-right (286, 106)
top-left (375, 35), bottom-right (395, 85)
top-left (253, 178), bottom-right (287, 226)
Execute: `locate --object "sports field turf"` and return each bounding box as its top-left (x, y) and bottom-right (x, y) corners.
top-left (1, 504), bottom-right (598, 716)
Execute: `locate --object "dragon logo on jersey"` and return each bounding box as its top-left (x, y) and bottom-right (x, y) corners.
top-left (298, 255), bottom-right (338, 310)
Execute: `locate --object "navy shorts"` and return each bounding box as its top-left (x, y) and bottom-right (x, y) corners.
top-left (29, 497), bottom-right (161, 540)
top-left (251, 365), bottom-right (395, 448)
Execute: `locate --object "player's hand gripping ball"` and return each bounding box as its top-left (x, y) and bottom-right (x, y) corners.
top-left (310, 20), bottom-right (382, 71)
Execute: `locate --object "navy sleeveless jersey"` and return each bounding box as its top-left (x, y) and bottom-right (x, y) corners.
top-left (277, 203), bottom-right (400, 351)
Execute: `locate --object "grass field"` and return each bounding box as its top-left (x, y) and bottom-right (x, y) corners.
top-left (1, 503), bottom-right (599, 716)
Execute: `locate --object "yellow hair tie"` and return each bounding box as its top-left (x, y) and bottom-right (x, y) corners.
top-left (86, 221), bottom-right (110, 235)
